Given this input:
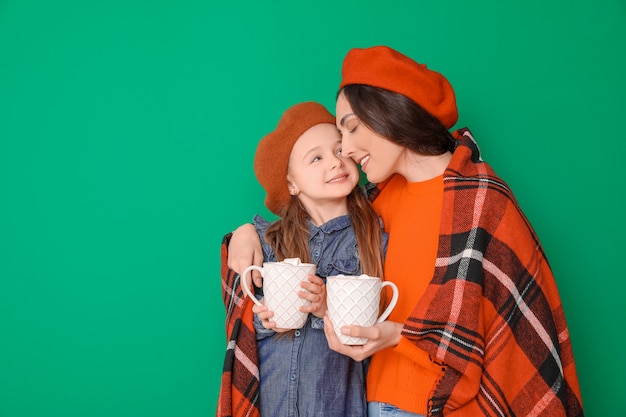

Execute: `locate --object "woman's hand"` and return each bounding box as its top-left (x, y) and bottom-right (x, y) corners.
top-left (298, 275), bottom-right (327, 319)
top-left (323, 315), bottom-right (404, 362)
top-left (251, 303), bottom-right (291, 333)
top-left (228, 223), bottom-right (264, 286)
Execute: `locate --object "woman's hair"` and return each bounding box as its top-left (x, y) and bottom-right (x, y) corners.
top-left (263, 186), bottom-right (385, 279)
top-left (341, 84), bottom-right (457, 155)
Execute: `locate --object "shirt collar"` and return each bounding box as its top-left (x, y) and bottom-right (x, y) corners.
top-left (307, 214), bottom-right (352, 235)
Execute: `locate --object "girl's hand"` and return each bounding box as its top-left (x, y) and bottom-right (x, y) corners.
top-left (298, 275), bottom-right (327, 318)
top-left (251, 303), bottom-right (291, 333)
top-left (323, 315), bottom-right (403, 362)
top-left (228, 223), bottom-right (264, 287)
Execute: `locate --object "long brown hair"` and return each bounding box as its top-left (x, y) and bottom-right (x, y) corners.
top-left (263, 186), bottom-right (384, 279)
top-left (341, 84), bottom-right (456, 155)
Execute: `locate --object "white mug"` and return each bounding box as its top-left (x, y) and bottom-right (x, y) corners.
top-left (241, 258), bottom-right (316, 329)
top-left (326, 274), bottom-right (399, 345)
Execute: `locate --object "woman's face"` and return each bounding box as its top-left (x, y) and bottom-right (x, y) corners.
top-left (287, 123), bottom-right (359, 212)
top-left (335, 91), bottom-right (404, 184)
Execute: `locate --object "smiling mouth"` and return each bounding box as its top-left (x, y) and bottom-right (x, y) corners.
top-left (327, 174), bottom-right (349, 183)
top-left (359, 155), bottom-right (370, 167)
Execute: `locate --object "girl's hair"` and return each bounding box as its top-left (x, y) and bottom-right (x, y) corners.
top-left (341, 84), bottom-right (457, 155)
top-left (264, 186), bottom-right (384, 279)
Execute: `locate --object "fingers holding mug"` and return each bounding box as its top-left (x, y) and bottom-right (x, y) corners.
top-left (299, 275), bottom-right (327, 317)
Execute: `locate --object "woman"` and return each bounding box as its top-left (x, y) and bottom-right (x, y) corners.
top-left (228, 46), bottom-right (584, 416)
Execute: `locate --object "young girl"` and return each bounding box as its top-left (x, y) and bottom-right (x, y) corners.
top-left (218, 101), bottom-right (386, 417)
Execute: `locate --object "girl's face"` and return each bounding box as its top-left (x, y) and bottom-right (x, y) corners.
top-left (335, 91), bottom-right (405, 184)
top-left (287, 123), bottom-right (359, 214)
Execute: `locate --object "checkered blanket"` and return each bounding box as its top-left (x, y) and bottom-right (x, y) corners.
top-left (216, 233), bottom-right (260, 417)
top-left (400, 128), bottom-right (584, 416)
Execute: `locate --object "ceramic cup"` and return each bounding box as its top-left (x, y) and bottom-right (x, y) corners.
top-left (326, 274), bottom-right (399, 345)
top-left (241, 258), bottom-right (316, 329)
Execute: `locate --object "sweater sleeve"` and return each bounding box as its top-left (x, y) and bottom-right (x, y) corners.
top-left (395, 336), bottom-right (444, 376)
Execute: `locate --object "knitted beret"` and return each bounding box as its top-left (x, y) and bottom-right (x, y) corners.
top-left (254, 102), bottom-right (335, 216)
top-left (339, 46), bottom-right (458, 129)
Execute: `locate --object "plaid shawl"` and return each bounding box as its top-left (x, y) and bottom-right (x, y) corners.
top-left (216, 233), bottom-right (260, 417)
top-left (395, 128), bottom-right (583, 416)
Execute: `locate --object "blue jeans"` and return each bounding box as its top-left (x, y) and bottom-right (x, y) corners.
top-left (368, 402), bottom-right (426, 417)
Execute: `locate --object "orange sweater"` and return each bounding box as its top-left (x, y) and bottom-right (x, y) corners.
top-left (368, 174), bottom-right (444, 414)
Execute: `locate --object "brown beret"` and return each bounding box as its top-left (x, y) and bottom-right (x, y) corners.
top-left (254, 102), bottom-right (335, 216)
top-left (339, 45), bottom-right (458, 129)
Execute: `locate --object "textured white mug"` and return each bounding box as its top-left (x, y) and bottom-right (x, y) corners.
top-left (326, 274), bottom-right (399, 345)
top-left (241, 258), bottom-right (316, 329)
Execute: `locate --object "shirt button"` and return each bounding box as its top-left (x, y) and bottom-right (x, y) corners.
top-left (290, 374), bottom-right (296, 381)
top-left (314, 250), bottom-right (320, 257)
top-left (294, 330), bottom-right (301, 337)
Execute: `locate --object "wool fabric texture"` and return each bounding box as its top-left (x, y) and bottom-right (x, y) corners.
top-left (254, 102), bottom-right (335, 215)
top-left (368, 128), bottom-right (584, 416)
top-left (217, 233), bottom-right (260, 417)
top-left (339, 46), bottom-right (458, 129)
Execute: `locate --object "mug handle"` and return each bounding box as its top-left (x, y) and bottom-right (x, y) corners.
top-left (241, 265), bottom-right (264, 307)
top-left (376, 281), bottom-right (399, 323)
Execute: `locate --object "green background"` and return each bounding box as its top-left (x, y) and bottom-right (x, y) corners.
top-left (1, 1), bottom-right (624, 416)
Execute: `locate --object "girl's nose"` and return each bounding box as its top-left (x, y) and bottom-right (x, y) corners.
top-left (330, 155), bottom-right (344, 170)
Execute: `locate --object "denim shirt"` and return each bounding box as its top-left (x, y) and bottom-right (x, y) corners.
top-left (252, 214), bottom-right (387, 417)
